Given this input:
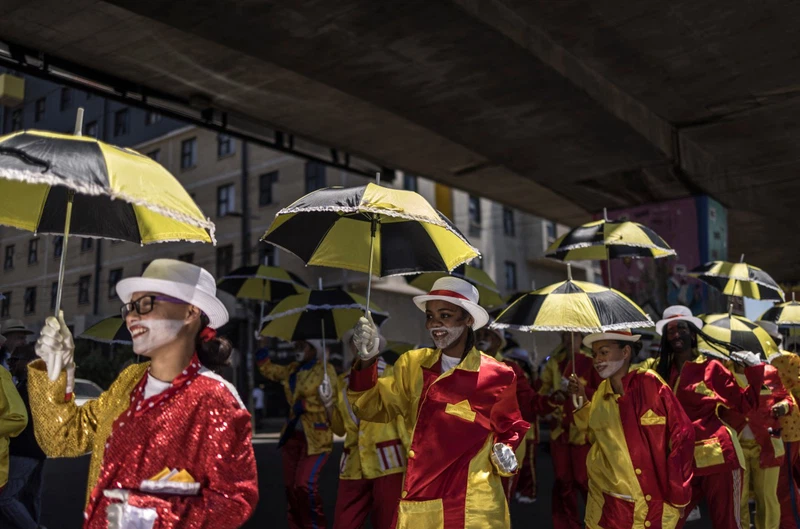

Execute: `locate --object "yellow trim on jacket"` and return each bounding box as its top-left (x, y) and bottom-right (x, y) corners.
top-left (0, 366), bottom-right (27, 488)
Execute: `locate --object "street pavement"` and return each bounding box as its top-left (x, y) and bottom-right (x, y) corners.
top-left (39, 436), bottom-right (716, 529)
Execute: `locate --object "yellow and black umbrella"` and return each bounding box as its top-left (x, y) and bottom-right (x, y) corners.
top-left (758, 293), bottom-right (800, 327)
top-left (78, 316), bottom-right (131, 345)
top-left (699, 313), bottom-right (777, 358)
top-left (690, 257), bottom-right (784, 301)
top-left (218, 265), bottom-right (308, 302)
top-left (0, 118), bottom-right (214, 313)
top-left (406, 264), bottom-right (504, 309)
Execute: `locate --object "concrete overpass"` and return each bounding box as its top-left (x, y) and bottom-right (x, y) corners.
top-left (0, 0), bottom-right (797, 281)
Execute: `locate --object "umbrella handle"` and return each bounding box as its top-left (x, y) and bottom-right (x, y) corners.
top-left (572, 394), bottom-right (584, 408)
top-left (54, 191), bottom-right (75, 315)
top-left (570, 332), bottom-right (583, 408)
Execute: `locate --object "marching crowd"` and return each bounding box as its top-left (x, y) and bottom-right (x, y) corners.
top-left (0, 259), bottom-right (797, 529)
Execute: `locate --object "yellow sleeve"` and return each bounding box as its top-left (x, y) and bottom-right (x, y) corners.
top-left (350, 354), bottom-right (413, 424)
top-left (572, 398), bottom-right (592, 436)
top-left (330, 373), bottom-right (349, 437)
top-left (539, 358), bottom-right (557, 395)
top-left (299, 363), bottom-right (339, 414)
top-left (0, 368), bottom-right (27, 438)
top-left (258, 359), bottom-right (295, 382)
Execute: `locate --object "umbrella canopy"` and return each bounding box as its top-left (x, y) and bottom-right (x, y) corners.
top-left (261, 183), bottom-right (478, 277)
top-left (78, 316), bottom-right (131, 345)
top-left (491, 279), bottom-right (653, 333)
top-left (758, 296), bottom-right (800, 327)
top-left (260, 288), bottom-right (389, 342)
top-left (690, 260), bottom-right (784, 301)
top-left (545, 217), bottom-right (675, 261)
top-left (406, 264), bottom-right (503, 309)
top-left (218, 265), bottom-right (308, 302)
top-left (0, 130), bottom-right (215, 244)
top-left (699, 313), bottom-right (777, 358)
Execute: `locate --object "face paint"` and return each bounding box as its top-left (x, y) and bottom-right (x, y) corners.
top-left (294, 350), bottom-right (307, 363)
top-left (128, 319), bottom-right (184, 356)
top-left (430, 325), bottom-right (465, 350)
top-left (594, 358), bottom-right (626, 379)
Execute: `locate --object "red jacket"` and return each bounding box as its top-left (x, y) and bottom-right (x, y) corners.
top-left (558, 351), bottom-right (602, 445)
top-left (720, 364), bottom-right (792, 468)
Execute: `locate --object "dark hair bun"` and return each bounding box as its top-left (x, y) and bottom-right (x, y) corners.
top-left (196, 334), bottom-right (233, 371)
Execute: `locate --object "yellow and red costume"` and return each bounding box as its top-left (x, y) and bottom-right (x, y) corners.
top-left (331, 359), bottom-right (410, 529)
top-left (573, 367), bottom-right (695, 529)
top-left (541, 346), bottom-right (601, 529)
top-left (668, 357), bottom-right (765, 529)
top-left (258, 355), bottom-right (339, 529)
top-left (720, 364), bottom-right (792, 529)
top-left (0, 365), bottom-right (27, 492)
top-left (769, 350), bottom-right (800, 529)
top-left (349, 347), bottom-right (529, 529)
top-left (27, 356), bottom-right (258, 528)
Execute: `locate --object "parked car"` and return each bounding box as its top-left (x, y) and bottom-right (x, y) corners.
top-left (73, 378), bottom-right (103, 407)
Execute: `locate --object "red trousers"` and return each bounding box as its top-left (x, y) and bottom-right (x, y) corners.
top-left (551, 440), bottom-right (590, 529)
top-left (333, 472), bottom-right (403, 529)
top-left (517, 439), bottom-right (537, 499)
top-left (282, 432), bottom-right (330, 529)
top-left (676, 469), bottom-right (743, 529)
top-left (778, 441), bottom-right (800, 529)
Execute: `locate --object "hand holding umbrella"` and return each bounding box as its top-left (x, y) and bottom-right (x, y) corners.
top-left (35, 310), bottom-right (76, 396)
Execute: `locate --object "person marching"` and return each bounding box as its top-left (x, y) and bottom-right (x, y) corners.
top-left (653, 306), bottom-right (766, 529)
top-left (0, 348), bottom-right (26, 497)
top-left (349, 277), bottom-right (530, 529)
top-left (568, 329), bottom-right (695, 529)
top-left (29, 259), bottom-right (258, 528)
top-left (756, 321), bottom-right (800, 529)
top-left (330, 329), bottom-right (409, 529)
top-left (257, 338), bottom-right (338, 529)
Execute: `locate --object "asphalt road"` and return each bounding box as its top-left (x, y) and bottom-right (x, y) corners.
top-left (38, 439), bottom-right (715, 529)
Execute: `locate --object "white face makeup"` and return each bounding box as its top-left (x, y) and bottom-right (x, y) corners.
top-left (594, 358), bottom-right (626, 379)
top-left (430, 325), bottom-right (466, 350)
top-left (128, 319), bottom-right (185, 356)
top-left (476, 340), bottom-right (492, 352)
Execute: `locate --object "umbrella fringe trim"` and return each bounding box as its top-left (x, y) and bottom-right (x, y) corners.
top-left (490, 321), bottom-right (654, 333)
top-left (0, 168), bottom-right (217, 244)
top-left (548, 241), bottom-right (677, 254)
top-left (691, 272), bottom-right (783, 294)
top-left (261, 304), bottom-right (390, 323)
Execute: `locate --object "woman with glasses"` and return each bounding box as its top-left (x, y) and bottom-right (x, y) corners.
top-left (27, 259), bottom-right (258, 529)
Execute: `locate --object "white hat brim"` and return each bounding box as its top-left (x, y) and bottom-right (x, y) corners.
top-left (655, 315), bottom-right (703, 336)
top-left (412, 294), bottom-right (490, 330)
top-left (116, 277), bottom-right (229, 329)
top-left (583, 333), bottom-right (642, 347)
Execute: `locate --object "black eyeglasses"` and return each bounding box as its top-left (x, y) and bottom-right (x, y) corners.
top-left (121, 295), bottom-right (188, 318)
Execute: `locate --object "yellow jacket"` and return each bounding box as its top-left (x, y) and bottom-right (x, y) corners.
top-left (769, 350), bottom-right (800, 442)
top-left (0, 366), bottom-right (27, 488)
top-left (331, 361), bottom-right (410, 480)
top-left (259, 358), bottom-right (339, 455)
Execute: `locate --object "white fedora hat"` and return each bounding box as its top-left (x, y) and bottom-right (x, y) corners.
top-left (583, 328), bottom-right (642, 347)
top-left (116, 259), bottom-right (229, 329)
top-left (412, 277), bottom-right (490, 330)
top-left (655, 305), bottom-right (703, 336)
top-left (2, 319), bottom-right (33, 335)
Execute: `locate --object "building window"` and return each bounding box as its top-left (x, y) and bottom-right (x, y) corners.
top-left (1, 292), bottom-right (10, 317)
top-left (217, 134), bottom-right (235, 157)
top-left (81, 238), bottom-right (93, 252)
top-left (145, 111), bottom-right (162, 126)
top-left (23, 287), bottom-right (36, 315)
top-left (10, 109), bottom-right (23, 131)
top-left (84, 120), bottom-right (98, 138)
top-left (468, 195), bottom-right (482, 237)
top-left (78, 275), bottom-right (91, 305)
top-left (216, 245), bottom-right (234, 277)
top-left (180, 138), bottom-right (197, 169)
top-left (504, 261), bottom-right (518, 291)
top-left (50, 282), bottom-right (58, 311)
top-left (114, 109), bottom-right (129, 136)
top-left (27, 239), bottom-right (38, 265)
top-left (34, 98), bottom-right (46, 122)
top-left (403, 174), bottom-right (418, 192)
top-left (147, 149), bottom-right (160, 162)
top-left (108, 268), bottom-right (123, 299)
top-left (259, 171), bottom-right (278, 206)
top-left (217, 184), bottom-right (235, 217)
top-left (502, 207), bottom-right (516, 237)
top-left (258, 245), bottom-right (276, 266)
top-left (178, 253), bottom-right (194, 264)
top-left (53, 236), bottom-right (63, 259)
top-left (4, 245), bottom-right (14, 270)
top-left (60, 88), bottom-right (73, 111)
top-left (304, 162), bottom-right (326, 193)
top-left (546, 221), bottom-right (557, 242)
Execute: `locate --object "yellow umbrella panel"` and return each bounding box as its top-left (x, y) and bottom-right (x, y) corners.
top-left (690, 260), bottom-right (784, 301)
top-left (698, 313), bottom-right (777, 358)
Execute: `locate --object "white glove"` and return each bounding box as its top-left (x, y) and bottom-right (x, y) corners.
top-left (35, 311), bottom-right (75, 388)
top-left (560, 376), bottom-right (571, 392)
top-left (730, 350), bottom-right (763, 367)
top-left (490, 443), bottom-right (518, 475)
top-left (318, 376), bottom-right (334, 409)
top-left (353, 312), bottom-right (381, 361)
top-left (104, 489), bottom-right (158, 529)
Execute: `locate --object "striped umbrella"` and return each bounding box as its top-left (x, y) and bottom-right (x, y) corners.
top-left (699, 313), bottom-right (777, 358)
top-left (406, 264), bottom-right (503, 309)
top-left (218, 265), bottom-right (307, 302)
top-left (690, 256), bottom-right (784, 301)
top-left (78, 316), bottom-right (131, 345)
top-left (0, 113), bottom-right (214, 314)
top-left (758, 294), bottom-right (800, 327)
